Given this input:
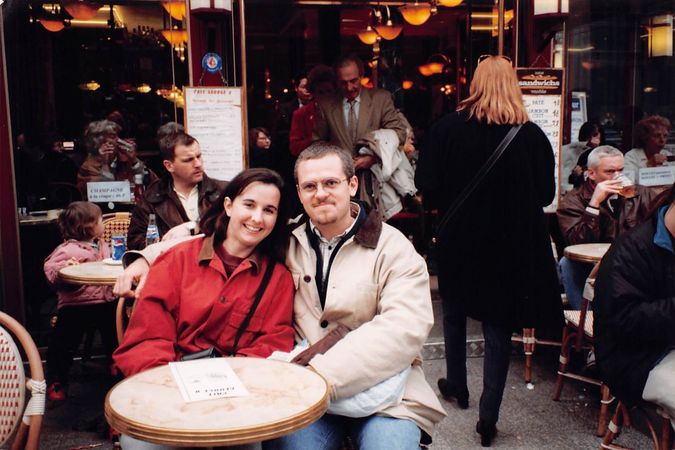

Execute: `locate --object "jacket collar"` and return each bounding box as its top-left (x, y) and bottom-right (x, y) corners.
top-left (291, 201), bottom-right (381, 249)
top-left (197, 234), bottom-right (262, 272)
top-left (147, 174), bottom-right (219, 204)
top-left (654, 205), bottom-right (675, 254)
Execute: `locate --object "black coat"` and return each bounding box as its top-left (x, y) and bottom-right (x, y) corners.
top-left (594, 214), bottom-right (675, 406)
top-left (416, 111), bottom-right (562, 330)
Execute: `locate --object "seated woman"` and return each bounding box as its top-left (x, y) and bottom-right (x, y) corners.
top-left (114, 167), bottom-right (294, 373)
top-left (113, 168), bottom-right (295, 449)
top-left (624, 115), bottom-right (673, 181)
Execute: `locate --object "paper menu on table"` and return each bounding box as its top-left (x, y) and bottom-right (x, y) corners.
top-left (169, 358), bottom-right (249, 403)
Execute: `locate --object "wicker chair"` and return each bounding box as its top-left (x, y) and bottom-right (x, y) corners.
top-left (115, 297), bottom-right (136, 345)
top-left (102, 212), bottom-right (131, 246)
top-left (600, 401), bottom-right (672, 450)
top-left (552, 263), bottom-right (614, 436)
top-left (0, 312), bottom-right (45, 450)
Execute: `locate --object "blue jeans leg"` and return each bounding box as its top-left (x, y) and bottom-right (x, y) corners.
top-left (478, 322), bottom-right (513, 425)
top-left (263, 414), bottom-right (344, 450)
top-left (559, 257), bottom-right (593, 310)
top-left (352, 415), bottom-right (421, 450)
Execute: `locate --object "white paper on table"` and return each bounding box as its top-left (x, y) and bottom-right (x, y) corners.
top-left (267, 340), bottom-right (309, 362)
top-left (169, 358), bottom-right (249, 403)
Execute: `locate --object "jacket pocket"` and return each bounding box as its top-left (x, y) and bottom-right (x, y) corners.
top-left (219, 309), bottom-right (265, 352)
top-left (326, 281), bottom-right (379, 327)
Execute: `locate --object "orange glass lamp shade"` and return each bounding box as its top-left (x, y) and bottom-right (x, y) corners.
top-left (402, 80), bottom-right (414, 90)
top-left (162, 1), bottom-right (186, 21)
top-left (438, 0), bottom-right (463, 7)
top-left (62, 1), bottom-right (100, 21)
top-left (374, 20), bottom-right (403, 40)
top-left (40, 18), bottom-right (65, 32)
top-left (418, 64), bottom-right (433, 76)
top-left (161, 29), bottom-right (188, 45)
top-left (357, 25), bottom-right (379, 45)
top-left (78, 80), bottom-right (100, 91)
top-left (400, 2), bottom-right (431, 26)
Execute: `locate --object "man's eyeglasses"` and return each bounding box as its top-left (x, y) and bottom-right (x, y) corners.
top-left (478, 54), bottom-right (512, 65)
top-left (298, 178), bottom-right (347, 194)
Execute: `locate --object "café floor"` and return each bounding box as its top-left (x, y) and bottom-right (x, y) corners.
top-left (35, 278), bottom-right (653, 450)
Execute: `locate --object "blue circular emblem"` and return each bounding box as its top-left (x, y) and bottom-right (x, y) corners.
top-left (201, 53), bottom-right (223, 74)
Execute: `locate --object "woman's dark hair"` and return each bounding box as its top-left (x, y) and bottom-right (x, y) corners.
top-left (249, 127), bottom-right (270, 149)
top-left (199, 168), bottom-right (288, 262)
top-left (578, 122), bottom-right (601, 142)
top-left (58, 201), bottom-right (102, 241)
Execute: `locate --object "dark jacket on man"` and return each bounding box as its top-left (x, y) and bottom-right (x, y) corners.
top-left (127, 174), bottom-right (227, 250)
top-left (557, 180), bottom-right (658, 246)
top-left (594, 211), bottom-right (675, 406)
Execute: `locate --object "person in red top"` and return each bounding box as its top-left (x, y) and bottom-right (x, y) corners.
top-left (113, 168), bottom-right (295, 378)
top-left (289, 64), bottom-right (336, 157)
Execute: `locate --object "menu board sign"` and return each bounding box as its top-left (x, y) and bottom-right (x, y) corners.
top-left (86, 181), bottom-right (131, 202)
top-left (184, 87), bottom-right (244, 182)
top-left (517, 68), bottom-right (564, 213)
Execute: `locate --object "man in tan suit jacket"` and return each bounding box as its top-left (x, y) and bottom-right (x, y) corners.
top-left (313, 55), bottom-right (408, 215)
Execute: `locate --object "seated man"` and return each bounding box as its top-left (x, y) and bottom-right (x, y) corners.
top-left (594, 184), bottom-right (675, 426)
top-left (126, 132), bottom-right (227, 249)
top-left (557, 145), bottom-right (657, 309)
top-left (115, 143), bottom-right (446, 449)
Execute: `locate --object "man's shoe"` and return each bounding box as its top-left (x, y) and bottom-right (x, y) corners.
top-left (476, 420), bottom-right (497, 447)
top-left (47, 382), bottom-right (66, 401)
top-left (437, 378), bottom-right (469, 409)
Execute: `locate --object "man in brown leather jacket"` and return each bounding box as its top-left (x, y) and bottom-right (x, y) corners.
top-left (557, 145), bottom-right (658, 309)
top-left (127, 132), bottom-right (227, 250)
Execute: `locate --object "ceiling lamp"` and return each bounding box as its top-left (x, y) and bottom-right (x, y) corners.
top-left (374, 5), bottom-right (403, 41)
top-left (400, 2), bottom-right (431, 26)
top-left (40, 18), bottom-right (65, 32)
top-left (648, 14), bottom-right (673, 58)
top-left (402, 80), bottom-right (414, 90)
top-left (136, 83), bottom-right (152, 94)
top-left (418, 64), bottom-right (433, 76)
top-left (438, 0), bottom-right (463, 6)
top-left (418, 53), bottom-right (449, 76)
top-left (357, 25), bottom-right (379, 45)
top-left (162, 1), bottom-right (186, 21)
top-left (161, 28), bottom-right (188, 46)
top-left (78, 80), bottom-right (100, 91)
top-left (62, 1), bottom-right (100, 21)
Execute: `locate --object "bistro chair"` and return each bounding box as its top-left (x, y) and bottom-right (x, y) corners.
top-left (600, 401), bottom-right (672, 450)
top-left (513, 238), bottom-right (566, 384)
top-left (0, 311), bottom-right (45, 450)
top-left (552, 263), bottom-right (614, 436)
top-left (115, 297), bottom-right (136, 345)
top-left (102, 212), bottom-right (131, 246)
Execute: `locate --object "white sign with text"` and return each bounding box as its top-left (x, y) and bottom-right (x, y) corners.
top-left (638, 166), bottom-right (675, 187)
top-left (184, 87), bottom-right (244, 182)
top-left (86, 181), bottom-right (131, 202)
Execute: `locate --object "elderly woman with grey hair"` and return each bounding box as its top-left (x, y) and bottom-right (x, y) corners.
top-left (624, 115), bottom-right (673, 181)
top-left (77, 119), bottom-right (155, 197)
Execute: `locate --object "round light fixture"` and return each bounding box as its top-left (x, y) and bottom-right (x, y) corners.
top-left (374, 20), bottom-right (403, 40)
top-left (438, 0), bottom-right (463, 6)
top-left (357, 25), bottom-right (379, 45)
top-left (400, 2), bottom-right (431, 26)
top-left (40, 19), bottom-right (65, 32)
top-left (162, 1), bottom-right (186, 21)
top-left (62, 1), bottom-right (100, 20)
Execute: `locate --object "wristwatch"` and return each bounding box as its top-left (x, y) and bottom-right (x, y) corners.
top-left (186, 221), bottom-right (196, 236)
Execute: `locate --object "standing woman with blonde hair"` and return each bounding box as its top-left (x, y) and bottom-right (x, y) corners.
top-left (416, 56), bottom-right (562, 446)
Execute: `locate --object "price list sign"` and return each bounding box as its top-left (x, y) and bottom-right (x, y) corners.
top-left (184, 87), bottom-right (245, 181)
top-left (516, 68), bottom-right (564, 212)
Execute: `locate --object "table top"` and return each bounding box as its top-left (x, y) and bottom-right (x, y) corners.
top-left (105, 358), bottom-right (329, 447)
top-left (18, 209), bottom-right (62, 226)
top-left (563, 243), bottom-right (611, 264)
top-left (58, 260), bottom-right (124, 286)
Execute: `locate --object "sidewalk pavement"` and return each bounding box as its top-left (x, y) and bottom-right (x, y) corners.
top-left (29, 276), bottom-right (654, 449)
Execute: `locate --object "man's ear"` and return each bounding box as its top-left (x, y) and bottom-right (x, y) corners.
top-left (348, 175), bottom-right (358, 197)
top-left (586, 167), bottom-right (597, 182)
top-left (163, 159), bottom-right (173, 173)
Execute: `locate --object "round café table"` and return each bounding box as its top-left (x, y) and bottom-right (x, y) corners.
top-left (105, 358), bottom-right (329, 447)
top-left (58, 260), bottom-right (124, 286)
top-left (563, 243), bottom-right (611, 264)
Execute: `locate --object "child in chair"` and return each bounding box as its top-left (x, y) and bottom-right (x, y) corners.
top-left (43, 201), bottom-right (116, 401)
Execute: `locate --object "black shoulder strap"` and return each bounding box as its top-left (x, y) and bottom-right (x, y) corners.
top-left (230, 260), bottom-right (276, 356)
top-left (434, 124), bottom-right (522, 239)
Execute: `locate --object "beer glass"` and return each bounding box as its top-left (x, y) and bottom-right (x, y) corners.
top-left (615, 173), bottom-right (636, 198)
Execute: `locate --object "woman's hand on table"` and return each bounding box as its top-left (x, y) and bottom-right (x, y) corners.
top-left (65, 257), bottom-right (80, 266)
top-left (113, 258), bottom-right (150, 298)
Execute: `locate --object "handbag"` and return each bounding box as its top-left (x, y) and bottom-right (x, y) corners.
top-left (434, 124), bottom-right (522, 241)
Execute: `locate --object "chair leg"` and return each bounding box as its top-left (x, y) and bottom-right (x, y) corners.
top-left (660, 415), bottom-right (671, 450)
top-left (523, 328), bottom-right (534, 383)
top-left (553, 326), bottom-right (574, 401)
top-left (597, 384), bottom-right (614, 436)
top-left (601, 402), bottom-right (626, 450)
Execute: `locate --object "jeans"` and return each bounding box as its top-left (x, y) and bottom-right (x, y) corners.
top-left (559, 257), bottom-right (593, 310)
top-left (441, 296), bottom-right (513, 425)
top-left (263, 414), bottom-right (421, 450)
top-left (119, 435), bottom-right (261, 450)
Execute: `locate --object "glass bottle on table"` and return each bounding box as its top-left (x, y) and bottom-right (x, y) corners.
top-left (133, 174), bottom-right (145, 204)
top-left (146, 213), bottom-right (160, 247)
